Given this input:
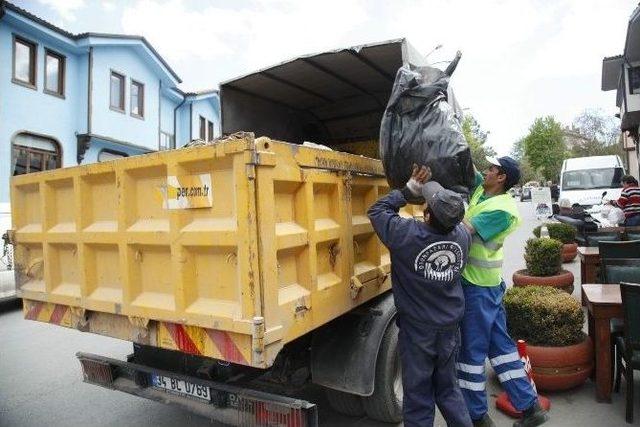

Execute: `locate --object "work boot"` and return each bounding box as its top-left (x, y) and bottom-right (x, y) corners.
top-left (513, 401), bottom-right (549, 427)
top-left (472, 414), bottom-right (496, 427)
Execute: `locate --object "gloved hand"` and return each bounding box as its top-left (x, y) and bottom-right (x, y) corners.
top-left (404, 164), bottom-right (431, 197)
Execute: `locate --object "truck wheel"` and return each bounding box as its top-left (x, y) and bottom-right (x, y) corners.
top-left (362, 321), bottom-right (403, 423)
top-left (324, 389), bottom-right (365, 417)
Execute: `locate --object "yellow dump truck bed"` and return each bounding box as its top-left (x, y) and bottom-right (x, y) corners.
top-left (10, 135), bottom-right (422, 368)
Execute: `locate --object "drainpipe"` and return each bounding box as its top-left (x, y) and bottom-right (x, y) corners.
top-left (87, 47), bottom-right (93, 134)
top-left (173, 92), bottom-right (186, 149)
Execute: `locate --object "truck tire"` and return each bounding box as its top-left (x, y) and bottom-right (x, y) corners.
top-left (324, 389), bottom-right (365, 417)
top-left (362, 321), bottom-right (403, 423)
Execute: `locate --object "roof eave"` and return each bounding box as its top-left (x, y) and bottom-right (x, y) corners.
top-left (2, 2), bottom-right (182, 84)
top-left (76, 33), bottom-right (182, 84)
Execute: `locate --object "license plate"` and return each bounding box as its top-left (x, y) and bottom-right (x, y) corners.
top-left (151, 374), bottom-right (211, 401)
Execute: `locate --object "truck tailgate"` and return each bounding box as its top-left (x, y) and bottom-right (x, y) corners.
top-left (11, 135), bottom-right (407, 367)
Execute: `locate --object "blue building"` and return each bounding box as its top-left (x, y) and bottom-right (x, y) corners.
top-left (0, 1), bottom-right (220, 243)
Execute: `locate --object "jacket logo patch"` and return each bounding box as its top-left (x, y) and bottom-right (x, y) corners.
top-left (414, 242), bottom-right (464, 282)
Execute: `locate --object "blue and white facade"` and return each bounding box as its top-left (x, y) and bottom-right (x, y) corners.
top-left (0, 1), bottom-right (220, 244)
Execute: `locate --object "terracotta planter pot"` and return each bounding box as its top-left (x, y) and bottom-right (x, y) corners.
top-left (512, 269), bottom-right (574, 294)
top-left (527, 335), bottom-right (594, 391)
top-left (562, 242), bottom-right (578, 263)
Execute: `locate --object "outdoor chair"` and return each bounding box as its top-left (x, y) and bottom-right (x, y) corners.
top-left (626, 232), bottom-right (640, 241)
top-left (614, 282), bottom-right (640, 423)
top-left (599, 243), bottom-right (640, 376)
top-left (585, 231), bottom-right (622, 247)
top-left (599, 240), bottom-right (640, 260)
top-left (601, 258), bottom-right (640, 285)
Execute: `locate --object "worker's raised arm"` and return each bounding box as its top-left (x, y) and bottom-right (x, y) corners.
top-left (367, 164), bottom-right (429, 250)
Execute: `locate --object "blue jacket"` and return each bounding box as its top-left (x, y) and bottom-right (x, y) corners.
top-left (367, 190), bottom-right (471, 328)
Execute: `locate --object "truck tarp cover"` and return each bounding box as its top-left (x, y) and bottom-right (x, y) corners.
top-left (379, 59), bottom-right (474, 199)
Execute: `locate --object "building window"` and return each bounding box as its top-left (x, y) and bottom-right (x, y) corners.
top-left (207, 120), bottom-right (214, 141)
top-left (44, 49), bottom-right (65, 97)
top-left (159, 132), bottom-right (174, 151)
top-left (98, 150), bottom-right (127, 162)
top-left (110, 71), bottom-right (125, 112)
top-left (130, 80), bottom-right (144, 118)
top-left (12, 35), bottom-right (37, 88)
top-left (199, 116), bottom-right (206, 140)
top-left (11, 133), bottom-right (61, 176)
top-left (629, 66), bottom-right (640, 95)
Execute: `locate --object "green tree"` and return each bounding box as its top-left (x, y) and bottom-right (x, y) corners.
top-left (523, 116), bottom-right (567, 181)
top-left (510, 138), bottom-right (542, 184)
top-left (569, 109), bottom-right (623, 158)
top-left (462, 115), bottom-right (496, 171)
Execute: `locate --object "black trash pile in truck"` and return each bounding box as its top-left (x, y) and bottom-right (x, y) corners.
top-left (379, 52), bottom-right (475, 202)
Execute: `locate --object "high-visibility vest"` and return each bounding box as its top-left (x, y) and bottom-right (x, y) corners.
top-left (462, 186), bottom-right (522, 286)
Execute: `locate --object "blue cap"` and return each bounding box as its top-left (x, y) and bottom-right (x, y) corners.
top-left (486, 156), bottom-right (521, 188)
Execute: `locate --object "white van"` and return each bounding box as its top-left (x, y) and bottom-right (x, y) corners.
top-left (559, 155), bottom-right (626, 207)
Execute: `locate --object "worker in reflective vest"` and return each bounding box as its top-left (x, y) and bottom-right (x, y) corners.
top-left (457, 156), bottom-right (549, 427)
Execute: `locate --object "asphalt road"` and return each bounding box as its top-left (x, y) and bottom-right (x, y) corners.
top-left (0, 201), bottom-right (634, 426)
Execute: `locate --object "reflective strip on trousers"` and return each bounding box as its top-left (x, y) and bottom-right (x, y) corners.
top-left (471, 235), bottom-right (503, 251)
top-left (467, 257), bottom-right (503, 268)
top-left (490, 352), bottom-right (521, 367)
top-left (456, 362), bottom-right (485, 375)
top-left (497, 368), bottom-right (528, 383)
top-left (458, 379), bottom-right (486, 392)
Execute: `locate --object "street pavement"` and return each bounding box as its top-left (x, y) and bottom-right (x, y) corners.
top-left (1, 201), bottom-right (638, 426)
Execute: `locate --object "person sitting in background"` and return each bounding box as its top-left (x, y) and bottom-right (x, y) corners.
top-left (612, 175), bottom-right (640, 227)
top-left (557, 198), bottom-right (572, 216)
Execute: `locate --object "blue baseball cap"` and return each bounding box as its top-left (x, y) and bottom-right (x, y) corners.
top-left (486, 156), bottom-right (521, 188)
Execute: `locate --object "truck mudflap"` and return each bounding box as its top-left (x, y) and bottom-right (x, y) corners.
top-left (76, 352), bottom-right (318, 427)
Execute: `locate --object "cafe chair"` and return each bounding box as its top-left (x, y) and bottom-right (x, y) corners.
top-left (601, 259), bottom-right (640, 285)
top-left (599, 240), bottom-right (640, 260)
top-left (586, 231), bottom-right (622, 247)
top-left (614, 282), bottom-right (640, 423)
top-left (626, 232), bottom-right (640, 241)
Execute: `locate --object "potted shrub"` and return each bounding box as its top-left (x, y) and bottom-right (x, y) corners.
top-left (504, 286), bottom-right (593, 391)
top-left (533, 223), bottom-right (578, 262)
top-left (512, 237), bottom-right (575, 293)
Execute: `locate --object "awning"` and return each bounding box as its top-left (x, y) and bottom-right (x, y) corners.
top-left (625, 4), bottom-right (640, 63)
top-left (219, 39), bottom-right (430, 145)
top-left (601, 55), bottom-right (623, 91)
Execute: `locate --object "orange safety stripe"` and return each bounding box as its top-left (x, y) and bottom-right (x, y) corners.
top-left (25, 301), bottom-right (44, 320)
top-left (163, 322), bottom-right (202, 356)
top-left (206, 329), bottom-right (248, 365)
top-left (23, 300), bottom-right (72, 328)
top-left (49, 305), bottom-right (69, 325)
top-left (158, 322), bottom-right (251, 366)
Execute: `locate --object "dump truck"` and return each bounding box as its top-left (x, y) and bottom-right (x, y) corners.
top-left (10, 39), bottom-right (438, 426)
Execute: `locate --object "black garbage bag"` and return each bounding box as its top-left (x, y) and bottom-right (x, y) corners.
top-left (379, 53), bottom-right (475, 203)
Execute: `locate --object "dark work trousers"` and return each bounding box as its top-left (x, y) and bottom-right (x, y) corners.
top-left (398, 318), bottom-right (472, 427)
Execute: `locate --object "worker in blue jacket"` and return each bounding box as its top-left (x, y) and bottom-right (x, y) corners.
top-left (368, 165), bottom-right (472, 427)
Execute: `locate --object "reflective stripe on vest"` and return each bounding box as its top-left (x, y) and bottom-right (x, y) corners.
top-left (471, 234), bottom-right (503, 251)
top-left (467, 257), bottom-right (504, 268)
